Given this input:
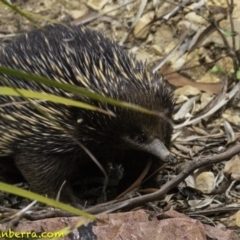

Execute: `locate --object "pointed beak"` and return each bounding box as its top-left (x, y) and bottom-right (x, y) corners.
top-left (142, 139), bottom-right (175, 164)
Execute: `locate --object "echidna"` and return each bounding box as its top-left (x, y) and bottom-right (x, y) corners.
top-left (0, 24), bottom-right (174, 206)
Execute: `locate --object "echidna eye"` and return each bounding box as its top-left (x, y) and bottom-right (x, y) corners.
top-left (129, 130), bottom-right (147, 144)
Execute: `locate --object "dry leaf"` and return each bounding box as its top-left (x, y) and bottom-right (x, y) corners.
top-left (175, 95), bottom-right (189, 104)
top-left (185, 12), bottom-right (207, 25)
top-left (133, 11), bottom-right (154, 39)
top-left (174, 85), bottom-right (200, 96)
top-left (195, 172), bottom-right (215, 194)
top-left (161, 65), bottom-right (223, 94)
top-left (87, 0), bottom-right (108, 11)
top-left (68, 10), bottom-right (88, 19)
top-left (224, 155), bottom-right (240, 180)
top-left (236, 210), bottom-right (240, 227)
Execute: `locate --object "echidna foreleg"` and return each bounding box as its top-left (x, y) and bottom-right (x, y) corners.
top-left (14, 151), bottom-right (80, 206)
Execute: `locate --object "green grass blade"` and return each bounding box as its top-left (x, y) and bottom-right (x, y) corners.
top-left (0, 182), bottom-right (95, 220)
